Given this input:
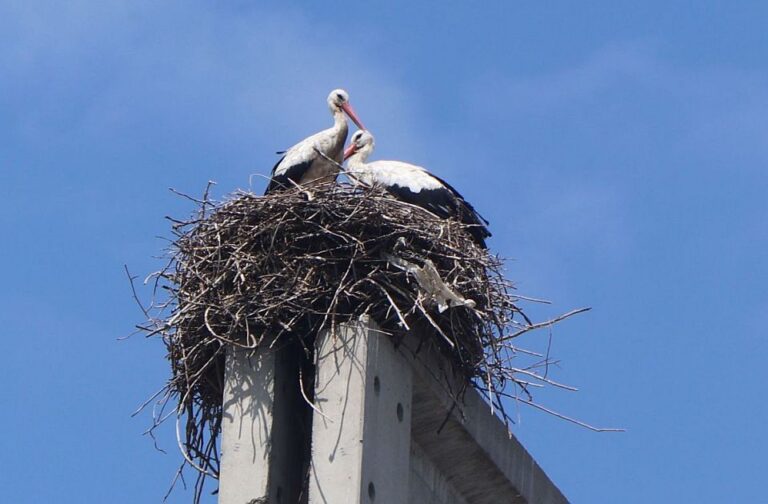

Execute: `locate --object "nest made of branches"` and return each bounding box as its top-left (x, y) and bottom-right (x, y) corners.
top-left (134, 182), bottom-right (589, 501)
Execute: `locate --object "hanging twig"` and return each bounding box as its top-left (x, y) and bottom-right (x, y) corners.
top-left (131, 183), bottom-right (609, 504)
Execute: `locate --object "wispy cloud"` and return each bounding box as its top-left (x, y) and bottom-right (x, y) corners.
top-left (0, 1), bottom-right (420, 181)
top-left (472, 41), bottom-right (768, 171)
top-left (480, 42), bottom-right (660, 115)
top-left (458, 41), bottom-right (768, 293)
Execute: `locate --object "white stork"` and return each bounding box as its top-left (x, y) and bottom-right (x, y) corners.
top-left (264, 89), bottom-right (366, 194)
top-left (344, 130), bottom-right (491, 248)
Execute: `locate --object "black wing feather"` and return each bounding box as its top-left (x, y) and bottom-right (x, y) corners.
top-left (386, 181), bottom-right (492, 248)
top-left (264, 157), bottom-right (313, 195)
top-left (425, 172), bottom-right (490, 225)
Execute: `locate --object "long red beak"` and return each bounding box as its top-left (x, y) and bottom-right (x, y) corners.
top-left (340, 102), bottom-right (366, 130)
top-left (343, 143), bottom-right (358, 160)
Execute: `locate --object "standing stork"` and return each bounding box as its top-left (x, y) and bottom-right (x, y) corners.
top-left (264, 89), bottom-right (366, 194)
top-left (344, 130), bottom-right (491, 248)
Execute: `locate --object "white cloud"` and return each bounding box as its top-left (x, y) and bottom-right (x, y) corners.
top-left (454, 41), bottom-right (768, 281)
top-left (479, 42), bottom-right (660, 114)
top-left (0, 1), bottom-right (421, 178)
top-left (470, 41), bottom-right (768, 170)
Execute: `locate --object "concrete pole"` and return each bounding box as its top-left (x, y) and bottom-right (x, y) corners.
top-left (308, 320), bottom-right (413, 504)
top-left (218, 347), bottom-right (273, 503)
top-left (217, 319), bottom-right (568, 504)
top-left (219, 343), bottom-right (309, 504)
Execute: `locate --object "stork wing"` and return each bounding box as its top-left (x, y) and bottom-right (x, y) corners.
top-left (435, 178), bottom-right (492, 247)
top-left (368, 161), bottom-right (491, 247)
top-left (264, 136), bottom-right (320, 194)
top-left (264, 156), bottom-right (313, 194)
top-left (426, 172), bottom-right (490, 226)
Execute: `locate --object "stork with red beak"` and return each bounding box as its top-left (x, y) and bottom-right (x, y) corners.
top-left (264, 89), bottom-right (366, 194)
top-left (344, 130), bottom-right (491, 248)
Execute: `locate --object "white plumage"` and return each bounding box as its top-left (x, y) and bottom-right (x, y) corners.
top-left (349, 160), bottom-right (445, 192)
top-left (344, 130), bottom-right (491, 248)
top-left (265, 89), bottom-right (365, 194)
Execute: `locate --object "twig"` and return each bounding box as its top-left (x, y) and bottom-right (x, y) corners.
top-left (499, 307), bottom-right (591, 342)
top-left (131, 183), bottom-right (608, 504)
top-left (518, 399), bottom-right (625, 432)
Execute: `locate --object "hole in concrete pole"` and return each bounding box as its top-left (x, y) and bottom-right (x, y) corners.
top-left (396, 402), bottom-right (404, 422)
top-left (373, 376), bottom-right (380, 396)
top-left (276, 486), bottom-right (282, 503)
top-left (368, 481), bottom-right (376, 500)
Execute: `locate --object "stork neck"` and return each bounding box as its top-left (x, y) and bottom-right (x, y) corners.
top-left (332, 108), bottom-right (347, 131)
top-left (347, 145), bottom-right (373, 167)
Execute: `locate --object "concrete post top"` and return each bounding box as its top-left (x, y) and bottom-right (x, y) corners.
top-left (219, 320), bottom-right (568, 504)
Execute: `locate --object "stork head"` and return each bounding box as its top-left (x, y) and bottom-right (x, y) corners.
top-left (327, 88), bottom-right (366, 130)
top-left (344, 129), bottom-right (375, 160)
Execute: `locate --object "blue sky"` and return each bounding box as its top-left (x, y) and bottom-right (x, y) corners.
top-left (2, 1), bottom-right (767, 502)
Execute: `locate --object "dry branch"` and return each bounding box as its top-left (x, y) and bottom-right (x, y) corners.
top-left (134, 183), bottom-right (593, 502)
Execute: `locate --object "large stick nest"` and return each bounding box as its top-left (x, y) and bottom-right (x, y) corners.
top-left (136, 182), bottom-right (586, 501)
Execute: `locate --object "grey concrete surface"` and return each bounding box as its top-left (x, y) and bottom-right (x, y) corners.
top-left (219, 344), bottom-right (309, 504)
top-left (219, 347), bottom-right (274, 503)
top-left (402, 334), bottom-right (569, 504)
top-left (218, 320), bottom-right (568, 504)
top-left (308, 321), bottom-right (412, 504)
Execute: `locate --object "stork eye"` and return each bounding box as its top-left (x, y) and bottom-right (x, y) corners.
top-left (336, 93), bottom-right (345, 101)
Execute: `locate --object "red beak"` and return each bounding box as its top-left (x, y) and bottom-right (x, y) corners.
top-left (340, 102), bottom-right (366, 130)
top-left (343, 143), bottom-right (358, 160)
